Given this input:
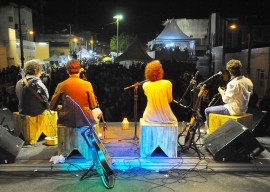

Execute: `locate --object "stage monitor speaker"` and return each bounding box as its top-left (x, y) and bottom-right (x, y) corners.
top-left (0, 108), bottom-right (14, 132)
top-left (247, 107), bottom-right (268, 136)
top-left (0, 126), bottom-right (24, 164)
top-left (204, 119), bottom-right (264, 162)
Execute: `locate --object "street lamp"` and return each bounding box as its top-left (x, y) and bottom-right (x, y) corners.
top-left (113, 14), bottom-right (123, 57)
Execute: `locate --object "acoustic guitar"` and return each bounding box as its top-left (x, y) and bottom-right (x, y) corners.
top-left (178, 84), bottom-right (208, 152)
top-left (66, 95), bottom-right (115, 189)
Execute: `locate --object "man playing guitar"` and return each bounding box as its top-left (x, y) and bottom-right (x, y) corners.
top-left (204, 59), bottom-right (253, 127)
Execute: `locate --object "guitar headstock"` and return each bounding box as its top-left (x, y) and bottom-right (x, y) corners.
top-left (202, 89), bottom-right (208, 97)
top-left (198, 84), bottom-right (208, 97)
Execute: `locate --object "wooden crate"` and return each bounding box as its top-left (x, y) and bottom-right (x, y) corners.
top-left (140, 118), bottom-right (178, 158)
top-left (209, 113), bottom-right (253, 134)
top-left (57, 125), bottom-right (93, 160)
top-left (13, 111), bottom-right (58, 145)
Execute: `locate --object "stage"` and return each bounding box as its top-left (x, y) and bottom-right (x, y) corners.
top-left (1, 122), bottom-right (270, 173)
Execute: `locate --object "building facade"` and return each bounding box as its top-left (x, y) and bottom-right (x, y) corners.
top-left (0, 3), bottom-right (49, 69)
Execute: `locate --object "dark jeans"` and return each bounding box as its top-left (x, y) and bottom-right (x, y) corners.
top-left (205, 105), bottom-right (230, 126)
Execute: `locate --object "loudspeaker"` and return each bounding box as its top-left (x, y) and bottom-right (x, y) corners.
top-left (204, 119), bottom-right (264, 162)
top-left (0, 108), bottom-right (14, 132)
top-left (0, 126), bottom-right (24, 164)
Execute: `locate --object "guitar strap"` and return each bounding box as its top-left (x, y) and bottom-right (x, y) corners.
top-left (22, 77), bottom-right (49, 109)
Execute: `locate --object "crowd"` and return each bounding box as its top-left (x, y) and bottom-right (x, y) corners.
top-left (0, 61), bottom-right (270, 135)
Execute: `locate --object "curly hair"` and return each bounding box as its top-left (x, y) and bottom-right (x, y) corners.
top-left (144, 60), bottom-right (164, 81)
top-left (226, 59), bottom-right (242, 76)
top-left (24, 60), bottom-right (44, 75)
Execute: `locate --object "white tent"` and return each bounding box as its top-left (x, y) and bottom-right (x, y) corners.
top-left (77, 48), bottom-right (90, 58)
top-left (148, 18), bottom-right (196, 61)
top-left (148, 18), bottom-right (195, 53)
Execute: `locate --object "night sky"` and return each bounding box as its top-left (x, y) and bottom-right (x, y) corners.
top-left (8, 0), bottom-right (270, 43)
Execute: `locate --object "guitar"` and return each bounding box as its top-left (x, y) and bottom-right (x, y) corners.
top-left (95, 96), bottom-right (107, 138)
top-left (66, 95), bottom-right (115, 189)
top-left (179, 84), bottom-right (208, 152)
top-left (80, 72), bottom-right (107, 138)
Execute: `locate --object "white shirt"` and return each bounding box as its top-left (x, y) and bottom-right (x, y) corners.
top-left (222, 76), bottom-right (253, 115)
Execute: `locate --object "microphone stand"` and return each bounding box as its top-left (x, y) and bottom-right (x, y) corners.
top-left (208, 93), bottom-right (221, 107)
top-left (124, 80), bottom-right (146, 141)
top-left (175, 72), bottom-right (198, 109)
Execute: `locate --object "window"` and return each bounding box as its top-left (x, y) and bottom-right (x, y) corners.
top-left (8, 16), bottom-right (13, 22)
top-left (256, 69), bottom-right (265, 87)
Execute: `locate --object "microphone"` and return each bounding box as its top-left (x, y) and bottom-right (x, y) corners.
top-left (190, 71), bottom-right (199, 91)
top-left (208, 93), bottom-right (220, 107)
top-left (197, 71), bottom-right (222, 88)
top-left (173, 100), bottom-right (189, 108)
top-left (124, 80), bottom-right (148, 90)
top-left (191, 71), bottom-right (199, 84)
top-left (193, 71), bottom-right (199, 80)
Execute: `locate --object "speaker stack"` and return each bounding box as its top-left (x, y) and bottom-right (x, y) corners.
top-left (204, 119), bottom-right (264, 162)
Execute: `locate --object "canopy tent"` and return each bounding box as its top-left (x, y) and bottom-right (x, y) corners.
top-left (77, 48), bottom-right (90, 58)
top-left (114, 36), bottom-right (153, 63)
top-left (148, 18), bottom-right (196, 62)
top-left (103, 56), bottom-right (112, 62)
top-left (152, 18), bottom-right (192, 43)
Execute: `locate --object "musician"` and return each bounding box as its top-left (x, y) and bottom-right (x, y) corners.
top-left (142, 60), bottom-right (177, 124)
top-left (49, 59), bottom-right (101, 127)
top-left (15, 60), bottom-right (49, 116)
top-left (204, 59), bottom-right (253, 126)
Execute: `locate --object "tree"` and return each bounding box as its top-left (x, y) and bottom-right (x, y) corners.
top-left (110, 33), bottom-right (135, 53)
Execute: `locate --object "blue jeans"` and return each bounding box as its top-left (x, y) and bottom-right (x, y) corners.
top-left (205, 105), bottom-right (230, 126)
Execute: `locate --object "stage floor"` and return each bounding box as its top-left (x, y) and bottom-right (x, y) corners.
top-left (1, 122), bottom-right (270, 172)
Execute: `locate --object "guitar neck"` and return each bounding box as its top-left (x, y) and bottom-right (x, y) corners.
top-left (66, 95), bottom-right (110, 156)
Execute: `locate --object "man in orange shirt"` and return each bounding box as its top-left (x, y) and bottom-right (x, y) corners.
top-left (49, 59), bottom-right (101, 127)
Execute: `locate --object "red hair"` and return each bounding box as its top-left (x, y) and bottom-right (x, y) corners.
top-left (144, 60), bottom-right (164, 81)
top-left (66, 59), bottom-right (81, 74)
